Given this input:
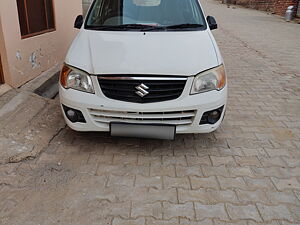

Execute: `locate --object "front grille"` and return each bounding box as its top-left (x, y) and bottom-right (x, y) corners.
top-left (98, 76), bottom-right (187, 103)
top-left (88, 109), bottom-right (196, 126)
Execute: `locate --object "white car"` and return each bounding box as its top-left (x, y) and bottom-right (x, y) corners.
top-left (59, 0), bottom-right (227, 140)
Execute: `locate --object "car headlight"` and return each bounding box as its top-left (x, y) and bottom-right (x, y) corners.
top-left (60, 64), bottom-right (94, 93)
top-left (190, 64), bottom-right (226, 94)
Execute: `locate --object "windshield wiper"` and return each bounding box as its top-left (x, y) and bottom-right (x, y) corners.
top-left (117, 24), bottom-right (156, 29)
top-left (87, 25), bottom-right (120, 30)
top-left (164, 23), bottom-right (204, 30)
top-left (141, 23), bottom-right (204, 32)
top-left (141, 26), bottom-right (166, 31)
top-left (89, 24), bottom-right (158, 31)
top-left (88, 23), bottom-right (204, 31)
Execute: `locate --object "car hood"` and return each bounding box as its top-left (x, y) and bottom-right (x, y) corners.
top-left (66, 29), bottom-right (219, 76)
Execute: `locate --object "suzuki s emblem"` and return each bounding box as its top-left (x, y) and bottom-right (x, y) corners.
top-left (135, 83), bottom-right (149, 97)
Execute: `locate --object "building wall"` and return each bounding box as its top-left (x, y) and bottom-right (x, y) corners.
top-left (234, 0), bottom-right (299, 16)
top-left (0, 0), bottom-right (82, 87)
top-left (83, 0), bottom-right (93, 16)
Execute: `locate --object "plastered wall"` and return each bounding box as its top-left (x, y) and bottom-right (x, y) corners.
top-left (0, 0), bottom-right (82, 87)
top-left (83, 0), bottom-right (93, 16)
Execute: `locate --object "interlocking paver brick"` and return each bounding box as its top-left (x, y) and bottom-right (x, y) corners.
top-left (110, 186), bottom-right (149, 203)
top-left (259, 156), bottom-right (287, 167)
top-left (87, 153), bottom-right (113, 165)
top-left (75, 174), bottom-right (108, 190)
top-left (163, 202), bottom-right (194, 220)
top-left (257, 204), bottom-right (294, 222)
top-left (247, 222), bottom-right (279, 225)
top-left (121, 187), bottom-right (149, 203)
top-left (97, 164), bottom-right (149, 176)
top-left (196, 147), bottom-right (220, 157)
top-left (217, 177), bottom-right (247, 190)
top-left (215, 221), bottom-right (248, 225)
top-left (103, 145), bottom-right (127, 155)
top-left (266, 191), bottom-right (300, 206)
top-left (112, 217), bottom-right (145, 225)
top-left (206, 189), bottom-right (239, 204)
top-left (79, 140), bottom-right (105, 152)
top-left (201, 138), bottom-right (229, 149)
top-left (99, 202), bottom-right (131, 218)
top-left (294, 190), bottom-right (300, 201)
top-left (271, 177), bottom-right (300, 191)
top-left (146, 218), bottom-right (179, 225)
top-left (114, 187), bottom-right (175, 203)
top-left (126, 146), bottom-right (151, 155)
top-left (147, 188), bottom-right (178, 203)
top-left (195, 203), bottom-right (228, 221)
top-left (227, 166), bottom-right (254, 178)
top-left (236, 189), bottom-right (269, 204)
top-left (150, 147), bottom-right (173, 156)
top-left (138, 156), bottom-right (161, 166)
top-left (286, 205), bottom-right (300, 223)
top-left (282, 157), bottom-right (300, 167)
top-left (210, 156), bottom-right (236, 166)
top-left (180, 218), bottom-right (214, 225)
top-left (264, 148), bottom-right (292, 157)
top-left (190, 176), bottom-right (219, 190)
top-left (79, 163), bottom-right (97, 175)
top-left (176, 165), bottom-right (202, 177)
top-left (113, 154), bottom-right (137, 165)
top-left (234, 156), bottom-right (261, 167)
top-left (241, 148), bottom-right (268, 157)
top-left (163, 176), bottom-right (190, 189)
top-left (135, 175), bottom-right (162, 189)
top-left (186, 156), bottom-right (211, 166)
top-left (251, 167), bottom-right (300, 179)
top-left (216, 147), bottom-right (244, 157)
top-left (226, 138), bottom-right (272, 149)
top-left (107, 175), bottom-right (135, 187)
top-left (269, 141), bottom-right (296, 151)
top-left (244, 177), bottom-right (276, 190)
top-left (150, 165), bottom-right (176, 177)
top-left (226, 204), bottom-right (262, 222)
top-left (178, 189), bottom-right (207, 204)
top-left (202, 165), bottom-right (230, 177)
top-left (163, 156), bottom-right (187, 166)
top-left (131, 202), bottom-right (162, 219)
top-left (174, 147), bottom-right (197, 156)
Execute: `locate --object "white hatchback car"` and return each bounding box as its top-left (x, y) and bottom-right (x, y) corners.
top-left (59, 0), bottom-right (227, 140)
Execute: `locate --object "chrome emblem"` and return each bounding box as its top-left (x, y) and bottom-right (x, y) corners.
top-left (135, 83), bottom-right (149, 97)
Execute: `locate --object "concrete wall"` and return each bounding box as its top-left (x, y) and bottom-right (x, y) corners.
top-left (0, 0), bottom-right (82, 87)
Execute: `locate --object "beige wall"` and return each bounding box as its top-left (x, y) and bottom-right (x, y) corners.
top-left (83, 0), bottom-right (93, 16)
top-left (0, 0), bottom-right (82, 87)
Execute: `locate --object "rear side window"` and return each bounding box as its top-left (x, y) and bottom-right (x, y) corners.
top-left (86, 0), bottom-right (206, 28)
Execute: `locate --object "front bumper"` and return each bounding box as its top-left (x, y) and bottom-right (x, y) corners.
top-left (59, 76), bottom-right (227, 134)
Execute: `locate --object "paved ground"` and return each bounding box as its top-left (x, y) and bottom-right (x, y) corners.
top-left (1, 0), bottom-right (300, 224)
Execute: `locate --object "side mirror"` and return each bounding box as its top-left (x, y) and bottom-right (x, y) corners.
top-left (74, 15), bottom-right (84, 29)
top-left (207, 16), bottom-right (218, 30)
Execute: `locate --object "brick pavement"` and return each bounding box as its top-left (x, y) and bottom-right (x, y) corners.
top-left (0, 0), bottom-right (300, 224)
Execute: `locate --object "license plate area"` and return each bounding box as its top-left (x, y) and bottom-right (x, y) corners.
top-left (110, 123), bottom-right (176, 140)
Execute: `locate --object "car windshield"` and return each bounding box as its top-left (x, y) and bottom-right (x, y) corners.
top-left (86, 0), bottom-right (206, 31)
